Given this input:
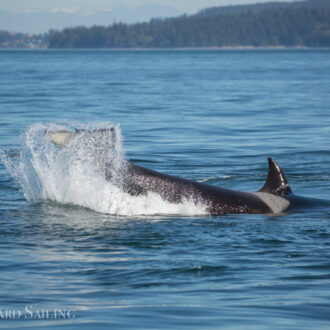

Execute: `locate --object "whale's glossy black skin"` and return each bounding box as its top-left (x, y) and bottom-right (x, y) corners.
top-left (106, 158), bottom-right (292, 215)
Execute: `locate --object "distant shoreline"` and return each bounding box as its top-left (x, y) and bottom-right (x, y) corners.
top-left (1, 46), bottom-right (330, 51)
top-left (2, 1), bottom-right (329, 49)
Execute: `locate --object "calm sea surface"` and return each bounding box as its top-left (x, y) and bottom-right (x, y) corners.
top-left (0, 49), bottom-right (330, 329)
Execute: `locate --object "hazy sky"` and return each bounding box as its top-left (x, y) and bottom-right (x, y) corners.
top-left (0, 0), bottom-right (292, 13)
top-left (0, 0), bottom-right (294, 33)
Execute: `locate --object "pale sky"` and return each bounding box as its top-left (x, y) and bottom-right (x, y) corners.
top-left (0, 0), bottom-right (295, 33)
top-left (0, 0), bottom-right (293, 13)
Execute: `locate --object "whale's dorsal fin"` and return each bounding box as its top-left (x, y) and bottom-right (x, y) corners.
top-left (259, 158), bottom-right (292, 196)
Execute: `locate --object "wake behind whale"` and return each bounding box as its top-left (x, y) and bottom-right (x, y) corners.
top-left (1, 122), bottom-right (327, 216)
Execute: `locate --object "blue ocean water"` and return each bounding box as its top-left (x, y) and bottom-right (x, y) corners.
top-left (0, 49), bottom-right (330, 329)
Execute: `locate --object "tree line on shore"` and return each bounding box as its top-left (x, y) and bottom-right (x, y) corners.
top-left (1, 0), bottom-right (330, 49)
top-left (0, 31), bottom-right (48, 48)
top-left (48, 5), bottom-right (330, 48)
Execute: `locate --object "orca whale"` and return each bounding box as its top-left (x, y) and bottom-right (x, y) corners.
top-left (112, 157), bottom-right (292, 214)
top-left (47, 129), bottom-right (311, 215)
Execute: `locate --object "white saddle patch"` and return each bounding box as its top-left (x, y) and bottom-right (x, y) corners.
top-left (254, 192), bottom-right (290, 214)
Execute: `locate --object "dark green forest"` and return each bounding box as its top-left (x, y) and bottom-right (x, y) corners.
top-left (1, 0), bottom-right (330, 48)
top-left (48, 0), bottom-right (330, 48)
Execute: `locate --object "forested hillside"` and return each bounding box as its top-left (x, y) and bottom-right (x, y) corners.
top-left (48, 2), bottom-right (330, 48)
top-left (3, 0), bottom-right (330, 48)
top-left (196, 0), bottom-right (330, 16)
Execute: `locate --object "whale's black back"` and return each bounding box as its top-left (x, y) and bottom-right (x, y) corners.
top-left (106, 161), bottom-right (273, 214)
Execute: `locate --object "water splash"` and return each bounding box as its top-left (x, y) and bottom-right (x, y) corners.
top-left (1, 122), bottom-right (207, 216)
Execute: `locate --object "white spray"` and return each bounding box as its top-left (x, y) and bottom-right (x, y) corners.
top-left (1, 122), bottom-right (207, 216)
